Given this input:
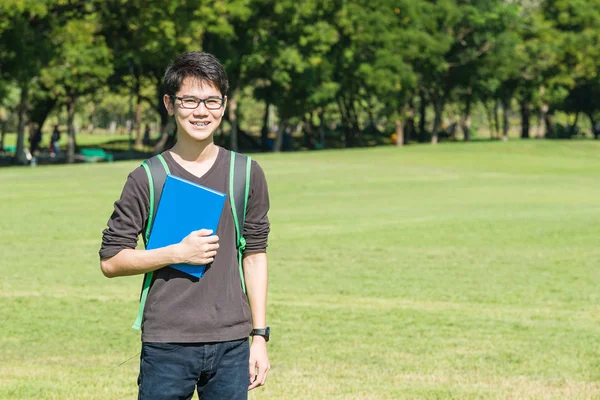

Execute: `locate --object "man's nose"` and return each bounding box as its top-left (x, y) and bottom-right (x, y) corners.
top-left (192, 101), bottom-right (209, 115)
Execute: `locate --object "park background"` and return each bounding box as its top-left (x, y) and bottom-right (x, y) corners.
top-left (1, 0), bottom-right (600, 399)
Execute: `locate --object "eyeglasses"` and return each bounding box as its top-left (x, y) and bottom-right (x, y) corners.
top-left (170, 95), bottom-right (226, 110)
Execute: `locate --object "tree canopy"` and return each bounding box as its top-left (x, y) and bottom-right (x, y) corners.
top-left (1, 0), bottom-right (599, 162)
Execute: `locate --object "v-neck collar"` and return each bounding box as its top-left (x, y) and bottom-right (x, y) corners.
top-left (162, 146), bottom-right (224, 183)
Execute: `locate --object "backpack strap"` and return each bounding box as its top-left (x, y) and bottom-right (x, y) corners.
top-left (132, 154), bottom-right (170, 331)
top-left (229, 151), bottom-right (252, 294)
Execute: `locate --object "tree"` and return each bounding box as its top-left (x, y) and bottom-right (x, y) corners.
top-left (40, 6), bottom-right (113, 162)
top-left (0, 0), bottom-right (56, 163)
top-left (543, 0), bottom-right (600, 138)
top-left (100, 0), bottom-right (250, 153)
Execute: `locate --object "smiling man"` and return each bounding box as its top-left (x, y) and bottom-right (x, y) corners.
top-left (99, 52), bottom-right (271, 400)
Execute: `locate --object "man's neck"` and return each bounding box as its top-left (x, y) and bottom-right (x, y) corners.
top-left (170, 136), bottom-right (217, 164)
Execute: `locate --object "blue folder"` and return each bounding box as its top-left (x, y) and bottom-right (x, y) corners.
top-left (146, 174), bottom-right (226, 278)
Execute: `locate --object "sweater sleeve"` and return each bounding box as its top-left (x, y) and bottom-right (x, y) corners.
top-left (242, 160), bottom-right (270, 255)
top-left (99, 167), bottom-right (150, 259)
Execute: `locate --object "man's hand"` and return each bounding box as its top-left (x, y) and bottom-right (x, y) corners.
top-left (248, 336), bottom-right (270, 390)
top-left (176, 229), bottom-right (219, 265)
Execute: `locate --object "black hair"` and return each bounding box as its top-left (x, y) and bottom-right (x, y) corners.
top-left (164, 52), bottom-right (229, 96)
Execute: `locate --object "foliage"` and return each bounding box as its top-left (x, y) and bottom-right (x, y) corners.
top-left (2, 0), bottom-right (600, 157)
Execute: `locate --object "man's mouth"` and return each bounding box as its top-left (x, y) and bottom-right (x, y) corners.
top-left (191, 121), bottom-right (210, 127)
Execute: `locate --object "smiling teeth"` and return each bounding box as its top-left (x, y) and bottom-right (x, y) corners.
top-left (194, 122), bottom-right (209, 126)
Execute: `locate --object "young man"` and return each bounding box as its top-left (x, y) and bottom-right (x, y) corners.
top-left (99, 52), bottom-right (270, 399)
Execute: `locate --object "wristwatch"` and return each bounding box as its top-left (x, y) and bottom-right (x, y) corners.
top-left (250, 327), bottom-right (270, 342)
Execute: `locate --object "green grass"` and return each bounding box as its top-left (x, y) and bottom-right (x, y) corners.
top-left (1, 140), bottom-right (599, 399)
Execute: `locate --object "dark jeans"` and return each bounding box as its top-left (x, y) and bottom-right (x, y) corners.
top-left (138, 338), bottom-right (250, 400)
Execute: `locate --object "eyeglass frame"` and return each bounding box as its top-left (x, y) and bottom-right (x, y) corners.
top-left (169, 95), bottom-right (227, 110)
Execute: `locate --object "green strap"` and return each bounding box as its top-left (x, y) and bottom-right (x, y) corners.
top-left (132, 154), bottom-right (170, 331)
top-left (240, 156), bottom-right (251, 293)
top-left (142, 162), bottom-right (155, 243)
top-left (157, 153), bottom-right (170, 175)
top-left (132, 273), bottom-right (153, 330)
top-left (243, 156), bottom-right (251, 218)
top-left (133, 162), bottom-right (155, 330)
top-left (229, 154), bottom-right (244, 293)
top-left (229, 152), bottom-right (251, 294)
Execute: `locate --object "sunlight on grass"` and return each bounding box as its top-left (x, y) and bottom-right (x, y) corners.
top-left (1, 140), bottom-right (599, 399)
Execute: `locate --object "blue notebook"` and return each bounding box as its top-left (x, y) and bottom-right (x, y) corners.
top-left (146, 174), bottom-right (227, 278)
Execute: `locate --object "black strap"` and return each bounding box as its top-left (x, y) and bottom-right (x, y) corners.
top-left (144, 155), bottom-right (168, 244)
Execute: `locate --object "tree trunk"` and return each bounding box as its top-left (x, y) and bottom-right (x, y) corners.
top-left (394, 119), bottom-right (404, 146)
top-left (493, 101), bottom-right (500, 139)
top-left (66, 97), bottom-right (77, 163)
top-left (154, 120), bottom-right (175, 153)
top-left (15, 85), bottom-right (29, 164)
top-left (261, 102), bottom-right (270, 152)
top-left (540, 103), bottom-right (550, 138)
top-left (431, 99), bottom-right (443, 144)
top-left (367, 106), bottom-right (377, 133)
top-left (403, 100), bottom-right (415, 144)
top-left (134, 98), bottom-right (143, 148)
top-left (502, 97), bottom-right (510, 141)
top-left (26, 96), bottom-right (56, 155)
top-left (520, 100), bottom-right (530, 139)
top-left (30, 97), bottom-right (56, 131)
top-left (570, 112), bottom-right (579, 136)
top-left (544, 112), bottom-right (554, 138)
top-left (153, 82), bottom-right (172, 154)
top-left (87, 103), bottom-right (96, 133)
top-left (588, 114), bottom-right (600, 139)
top-left (228, 88), bottom-right (240, 152)
top-left (0, 117), bottom-right (7, 151)
top-left (319, 109), bottom-right (326, 149)
top-left (342, 96), bottom-right (356, 147)
top-left (304, 111), bottom-right (315, 150)
top-left (349, 99), bottom-right (362, 146)
top-left (461, 95), bottom-right (472, 142)
top-left (419, 92), bottom-right (427, 142)
top-left (484, 102), bottom-right (494, 139)
top-left (274, 118), bottom-right (285, 152)
top-left (336, 97), bottom-right (349, 148)
top-left (0, 108), bottom-right (15, 151)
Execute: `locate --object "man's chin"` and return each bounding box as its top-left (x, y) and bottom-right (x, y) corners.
top-left (181, 127), bottom-right (216, 142)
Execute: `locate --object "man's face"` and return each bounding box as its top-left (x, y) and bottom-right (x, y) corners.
top-left (164, 77), bottom-right (227, 143)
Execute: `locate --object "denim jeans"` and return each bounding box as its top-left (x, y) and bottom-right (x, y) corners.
top-left (138, 338), bottom-right (250, 400)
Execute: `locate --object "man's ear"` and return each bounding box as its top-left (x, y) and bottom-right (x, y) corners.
top-left (222, 96), bottom-right (228, 117)
top-left (163, 94), bottom-right (174, 115)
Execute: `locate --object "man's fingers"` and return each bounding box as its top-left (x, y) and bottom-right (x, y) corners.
top-left (192, 229), bottom-right (213, 237)
top-left (206, 250), bottom-right (217, 258)
top-left (200, 235), bottom-right (219, 244)
top-left (248, 362), bottom-right (269, 390)
top-left (249, 362), bottom-right (257, 388)
top-left (248, 375), bottom-right (260, 390)
top-left (208, 243), bottom-right (219, 251)
top-left (260, 363), bottom-right (270, 386)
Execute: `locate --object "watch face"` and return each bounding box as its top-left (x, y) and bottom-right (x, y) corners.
top-left (252, 327), bottom-right (270, 341)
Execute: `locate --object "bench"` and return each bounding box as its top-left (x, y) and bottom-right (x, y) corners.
top-left (2, 145), bottom-right (16, 153)
top-left (76, 148), bottom-right (114, 163)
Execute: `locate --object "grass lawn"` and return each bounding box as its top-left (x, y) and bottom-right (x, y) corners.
top-left (1, 140), bottom-right (599, 399)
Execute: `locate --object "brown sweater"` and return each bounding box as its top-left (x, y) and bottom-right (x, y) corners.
top-left (99, 147), bottom-right (270, 342)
